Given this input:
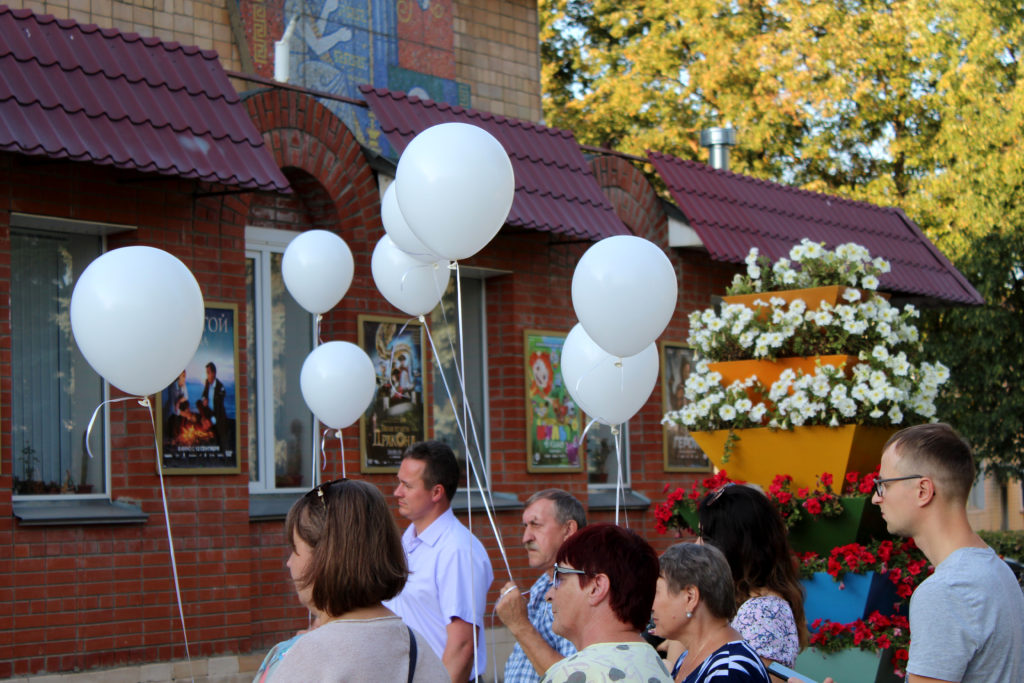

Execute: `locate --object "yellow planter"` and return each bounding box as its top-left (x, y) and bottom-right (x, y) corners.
top-left (708, 355), bottom-right (858, 392)
top-left (690, 424), bottom-right (897, 491)
top-left (722, 285), bottom-right (888, 312)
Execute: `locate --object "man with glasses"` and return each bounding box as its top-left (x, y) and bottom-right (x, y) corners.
top-left (496, 489), bottom-right (586, 682)
top-left (810, 423), bottom-right (1024, 683)
top-left (539, 523), bottom-right (673, 682)
top-left (383, 441), bottom-right (494, 683)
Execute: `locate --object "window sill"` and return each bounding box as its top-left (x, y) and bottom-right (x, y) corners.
top-left (13, 498), bottom-right (148, 526)
top-left (587, 489), bottom-right (651, 511)
top-left (249, 491), bottom-right (304, 521)
top-left (452, 490), bottom-right (522, 513)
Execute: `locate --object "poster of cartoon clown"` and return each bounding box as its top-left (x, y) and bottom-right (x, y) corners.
top-left (524, 330), bottom-right (584, 472)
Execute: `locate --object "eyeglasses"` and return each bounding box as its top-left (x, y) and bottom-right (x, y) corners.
top-left (307, 478), bottom-right (348, 509)
top-left (551, 563), bottom-right (587, 588)
top-left (873, 475), bottom-right (923, 498)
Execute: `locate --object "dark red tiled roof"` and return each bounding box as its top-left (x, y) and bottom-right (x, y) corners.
top-left (649, 151), bottom-right (982, 305)
top-left (360, 86), bottom-right (629, 241)
top-left (0, 6), bottom-right (290, 192)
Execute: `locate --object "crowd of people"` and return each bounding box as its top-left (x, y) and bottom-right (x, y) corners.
top-left (253, 423), bottom-right (1024, 682)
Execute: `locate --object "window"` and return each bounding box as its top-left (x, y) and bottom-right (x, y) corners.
top-left (246, 227), bottom-right (315, 492)
top-left (586, 423), bottom-right (630, 489)
top-left (431, 276), bottom-right (489, 490)
top-left (11, 225), bottom-right (106, 496)
top-left (968, 475), bottom-right (986, 510)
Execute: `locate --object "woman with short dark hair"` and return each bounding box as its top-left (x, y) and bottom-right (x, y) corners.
top-left (254, 478), bottom-right (447, 682)
top-left (651, 543), bottom-right (770, 683)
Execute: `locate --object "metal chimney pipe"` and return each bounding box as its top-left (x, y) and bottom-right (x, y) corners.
top-left (700, 127), bottom-right (737, 171)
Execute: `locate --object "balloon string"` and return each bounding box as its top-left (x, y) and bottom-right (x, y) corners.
top-left (315, 313), bottom-right (324, 346)
top-left (611, 424), bottom-right (625, 527)
top-left (319, 428), bottom-right (343, 478)
top-left (84, 396), bottom-right (142, 459)
top-left (453, 264), bottom-right (480, 680)
top-left (420, 316), bottom-right (513, 582)
top-left (141, 397), bottom-right (194, 683)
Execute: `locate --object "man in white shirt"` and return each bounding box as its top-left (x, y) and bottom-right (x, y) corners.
top-left (383, 440), bottom-right (494, 682)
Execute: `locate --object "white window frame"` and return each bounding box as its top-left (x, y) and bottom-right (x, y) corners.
top-left (432, 271), bottom-right (495, 493)
top-left (246, 226), bottom-right (316, 494)
top-left (9, 213), bottom-right (134, 500)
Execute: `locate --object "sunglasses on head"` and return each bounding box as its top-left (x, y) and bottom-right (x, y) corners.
top-left (306, 478), bottom-right (348, 509)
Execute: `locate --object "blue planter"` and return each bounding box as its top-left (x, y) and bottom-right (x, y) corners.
top-left (802, 571), bottom-right (902, 625)
top-left (794, 646), bottom-right (902, 683)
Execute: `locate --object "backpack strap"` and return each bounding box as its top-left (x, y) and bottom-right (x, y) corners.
top-left (407, 625), bottom-right (417, 683)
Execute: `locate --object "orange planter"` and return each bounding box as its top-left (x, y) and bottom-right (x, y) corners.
top-left (690, 424), bottom-right (897, 491)
top-left (707, 355), bottom-right (859, 392)
top-left (722, 286), bottom-right (889, 312)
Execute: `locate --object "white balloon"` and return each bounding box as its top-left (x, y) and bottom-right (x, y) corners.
top-left (561, 323), bottom-right (659, 426)
top-left (371, 236), bottom-right (451, 317)
top-left (395, 122), bottom-right (515, 261)
top-left (381, 182), bottom-right (443, 263)
top-left (282, 230), bottom-right (354, 314)
top-left (571, 235), bottom-right (678, 357)
top-left (70, 246), bottom-right (204, 396)
top-left (299, 342), bottom-right (376, 429)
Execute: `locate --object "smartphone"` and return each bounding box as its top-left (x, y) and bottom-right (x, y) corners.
top-left (767, 661), bottom-right (819, 683)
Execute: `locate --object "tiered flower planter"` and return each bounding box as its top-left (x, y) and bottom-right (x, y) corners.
top-left (690, 423), bottom-right (896, 492)
top-left (707, 355), bottom-right (859, 405)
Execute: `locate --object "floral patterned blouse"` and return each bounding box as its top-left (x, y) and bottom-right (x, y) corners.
top-left (731, 595), bottom-right (800, 667)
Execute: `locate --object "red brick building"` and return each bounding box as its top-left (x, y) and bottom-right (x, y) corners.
top-left (0, 3), bottom-right (980, 680)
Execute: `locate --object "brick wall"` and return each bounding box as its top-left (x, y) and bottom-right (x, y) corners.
top-left (453, 0), bottom-right (541, 121)
top-left (0, 152), bottom-right (256, 677)
top-left (1, 76), bottom-right (737, 683)
top-left (9, 1), bottom-right (542, 126)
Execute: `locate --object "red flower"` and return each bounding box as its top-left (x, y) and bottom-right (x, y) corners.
top-left (820, 472), bottom-right (834, 487)
top-left (804, 498), bottom-right (822, 514)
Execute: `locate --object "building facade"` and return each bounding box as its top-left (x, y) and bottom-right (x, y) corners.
top-left (0, 1), bottom-right (1004, 681)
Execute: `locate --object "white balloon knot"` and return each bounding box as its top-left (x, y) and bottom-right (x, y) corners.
top-left (614, 360), bottom-right (623, 368)
top-left (138, 398), bottom-right (150, 407)
top-left (611, 425), bottom-right (620, 435)
top-left (334, 430), bottom-right (342, 439)
top-left (448, 261), bottom-right (457, 270)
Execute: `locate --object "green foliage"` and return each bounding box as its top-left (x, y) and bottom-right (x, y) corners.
top-left (540, 0), bottom-right (1024, 475)
top-left (978, 529), bottom-right (1024, 562)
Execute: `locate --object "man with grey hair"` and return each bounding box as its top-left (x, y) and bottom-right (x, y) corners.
top-left (496, 488), bottom-right (586, 682)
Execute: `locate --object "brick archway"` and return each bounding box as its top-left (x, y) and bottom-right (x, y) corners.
top-left (244, 89), bottom-right (379, 235)
top-left (589, 155), bottom-right (667, 247)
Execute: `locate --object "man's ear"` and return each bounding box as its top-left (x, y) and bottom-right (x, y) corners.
top-left (917, 476), bottom-right (936, 506)
top-left (430, 484), bottom-right (446, 504)
top-left (563, 519), bottom-right (579, 539)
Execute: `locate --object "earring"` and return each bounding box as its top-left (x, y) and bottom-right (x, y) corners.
top-left (686, 612), bottom-right (692, 618)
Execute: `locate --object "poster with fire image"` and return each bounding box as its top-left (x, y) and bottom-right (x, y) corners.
top-left (156, 303), bottom-right (240, 474)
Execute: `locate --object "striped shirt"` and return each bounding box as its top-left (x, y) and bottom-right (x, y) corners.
top-left (674, 640), bottom-right (770, 683)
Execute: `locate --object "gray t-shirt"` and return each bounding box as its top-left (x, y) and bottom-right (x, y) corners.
top-left (907, 546), bottom-right (1024, 682)
top-left (266, 615), bottom-right (449, 682)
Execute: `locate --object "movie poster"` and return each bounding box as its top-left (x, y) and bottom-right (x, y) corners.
top-left (359, 315), bottom-right (427, 472)
top-left (525, 330), bottom-right (583, 472)
top-left (157, 303), bottom-right (240, 474)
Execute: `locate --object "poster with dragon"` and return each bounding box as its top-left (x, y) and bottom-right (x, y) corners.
top-left (358, 315), bottom-right (427, 472)
top-left (524, 329), bottom-right (584, 473)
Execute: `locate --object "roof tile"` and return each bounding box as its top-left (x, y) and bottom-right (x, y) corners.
top-left (360, 85), bottom-right (629, 241)
top-left (0, 6), bottom-right (289, 192)
top-left (648, 151), bottom-right (981, 305)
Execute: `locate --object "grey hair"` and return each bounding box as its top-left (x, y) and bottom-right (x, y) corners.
top-left (525, 488), bottom-right (587, 528)
top-left (660, 542), bottom-right (736, 620)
